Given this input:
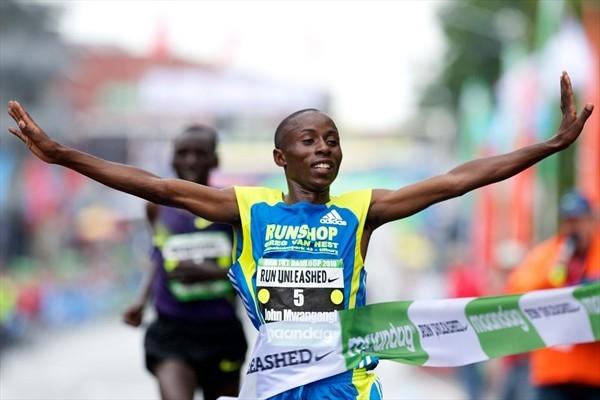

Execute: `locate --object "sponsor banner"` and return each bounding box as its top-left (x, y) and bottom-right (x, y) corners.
top-left (407, 297), bottom-right (487, 367)
top-left (573, 283), bottom-right (600, 340)
top-left (265, 322), bottom-right (342, 347)
top-left (236, 321), bottom-right (347, 400)
top-left (465, 293), bottom-right (545, 359)
top-left (519, 286), bottom-right (594, 346)
top-left (340, 301), bottom-right (428, 368)
top-left (230, 283), bottom-right (599, 400)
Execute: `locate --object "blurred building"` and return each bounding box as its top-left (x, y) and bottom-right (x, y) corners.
top-left (58, 42), bottom-right (329, 141)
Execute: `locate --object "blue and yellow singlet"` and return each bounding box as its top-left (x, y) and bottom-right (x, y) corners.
top-left (228, 186), bottom-right (372, 329)
top-left (228, 187), bottom-right (382, 399)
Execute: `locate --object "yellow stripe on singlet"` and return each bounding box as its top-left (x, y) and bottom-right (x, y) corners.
top-left (234, 186), bottom-right (283, 318)
top-left (351, 368), bottom-right (380, 400)
top-left (328, 189), bottom-right (372, 309)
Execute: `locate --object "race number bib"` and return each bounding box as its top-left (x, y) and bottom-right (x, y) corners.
top-left (162, 231), bottom-right (232, 264)
top-left (161, 231), bottom-right (233, 301)
top-left (256, 258), bottom-right (345, 323)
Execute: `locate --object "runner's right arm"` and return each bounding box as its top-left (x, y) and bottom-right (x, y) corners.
top-left (7, 101), bottom-right (239, 224)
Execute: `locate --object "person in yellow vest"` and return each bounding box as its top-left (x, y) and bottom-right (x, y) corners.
top-left (508, 191), bottom-right (600, 400)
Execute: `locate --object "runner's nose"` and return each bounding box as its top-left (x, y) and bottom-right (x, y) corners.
top-left (315, 138), bottom-right (331, 155)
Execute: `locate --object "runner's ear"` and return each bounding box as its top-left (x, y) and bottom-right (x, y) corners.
top-left (273, 148), bottom-right (286, 167)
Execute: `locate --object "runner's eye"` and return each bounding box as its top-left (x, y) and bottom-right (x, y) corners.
top-left (302, 139), bottom-right (314, 145)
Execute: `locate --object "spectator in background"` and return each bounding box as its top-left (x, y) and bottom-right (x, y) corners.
top-left (507, 191), bottom-right (600, 400)
top-left (122, 125), bottom-right (247, 400)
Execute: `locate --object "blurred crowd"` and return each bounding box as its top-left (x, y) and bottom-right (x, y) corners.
top-left (0, 213), bottom-right (147, 346)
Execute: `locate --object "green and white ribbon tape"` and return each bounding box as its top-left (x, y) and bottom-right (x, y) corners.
top-left (233, 283), bottom-right (599, 399)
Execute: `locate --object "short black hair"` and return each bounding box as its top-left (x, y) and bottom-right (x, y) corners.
top-left (274, 108), bottom-right (322, 149)
top-left (179, 124), bottom-right (218, 150)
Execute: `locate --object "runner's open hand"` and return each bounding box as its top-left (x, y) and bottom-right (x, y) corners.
top-left (7, 100), bottom-right (60, 163)
top-left (554, 72), bottom-right (594, 148)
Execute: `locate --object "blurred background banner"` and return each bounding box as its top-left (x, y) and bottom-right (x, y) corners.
top-left (0, 1), bottom-right (598, 399)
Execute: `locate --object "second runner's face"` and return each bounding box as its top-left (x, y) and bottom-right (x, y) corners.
top-left (279, 112), bottom-right (343, 191)
top-left (172, 134), bottom-right (217, 184)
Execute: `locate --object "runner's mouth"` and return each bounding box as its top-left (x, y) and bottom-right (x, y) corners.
top-left (311, 161), bottom-right (334, 171)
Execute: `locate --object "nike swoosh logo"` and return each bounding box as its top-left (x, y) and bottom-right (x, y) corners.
top-left (315, 350), bottom-right (335, 362)
top-left (327, 277), bottom-right (339, 283)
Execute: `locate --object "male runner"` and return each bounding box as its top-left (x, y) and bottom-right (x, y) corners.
top-left (7, 72), bottom-right (594, 399)
top-left (122, 125), bottom-right (247, 400)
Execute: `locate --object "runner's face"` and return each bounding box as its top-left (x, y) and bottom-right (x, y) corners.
top-left (276, 112), bottom-right (342, 191)
top-left (172, 134), bottom-right (217, 184)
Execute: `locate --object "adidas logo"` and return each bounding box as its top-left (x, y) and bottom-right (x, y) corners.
top-left (320, 209), bottom-right (347, 226)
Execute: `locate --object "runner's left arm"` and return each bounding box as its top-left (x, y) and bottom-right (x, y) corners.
top-left (367, 72), bottom-right (594, 229)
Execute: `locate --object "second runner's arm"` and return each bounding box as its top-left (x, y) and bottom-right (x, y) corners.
top-left (123, 202), bottom-right (161, 327)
